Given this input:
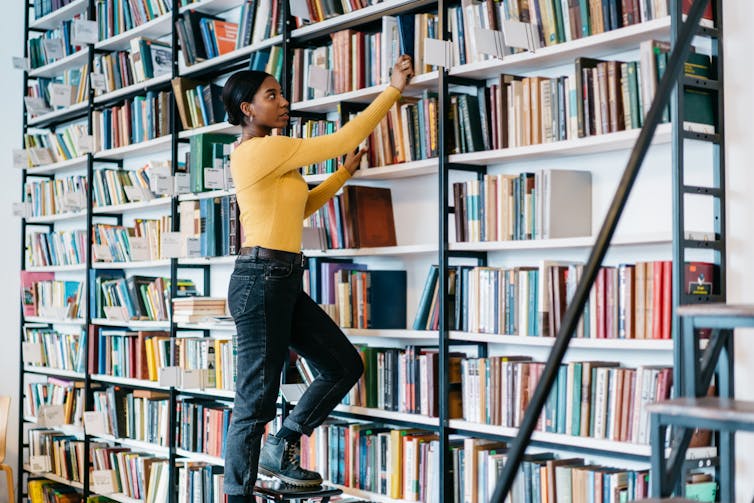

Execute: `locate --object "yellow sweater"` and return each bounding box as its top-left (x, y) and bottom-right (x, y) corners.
top-left (230, 85), bottom-right (401, 253)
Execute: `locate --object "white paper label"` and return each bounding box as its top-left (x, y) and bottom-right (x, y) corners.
top-left (49, 83), bottom-right (74, 107)
top-left (83, 411), bottom-right (109, 436)
top-left (204, 167), bottom-right (224, 189)
top-left (30, 147), bottom-right (54, 165)
top-left (72, 19), bottom-right (99, 45)
top-left (308, 66), bottom-right (331, 93)
top-left (151, 173), bottom-right (172, 196)
top-left (22, 342), bottom-right (44, 364)
top-left (423, 38), bottom-right (453, 68)
top-left (13, 149), bottom-right (29, 169)
top-left (174, 173), bottom-right (190, 195)
top-left (24, 96), bottom-right (50, 115)
top-left (91, 470), bottom-right (116, 494)
top-left (42, 38), bottom-right (65, 61)
top-left (123, 185), bottom-right (145, 202)
top-left (475, 28), bottom-right (506, 58)
top-left (37, 404), bottom-right (65, 427)
top-left (501, 19), bottom-right (535, 51)
top-left (13, 57), bottom-right (30, 71)
top-left (91, 72), bottom-right (106, 91)
top-left (77, 134), bottom-right (94, 154)
top-left (92, 244), bottom-right (113, 262)
top-left (104, 306), bottom-right (129, 321)
top-left (161, 232), bottom-right (183, 258)
top-left (12, 202), bottom-right (31, 218)
top-left (38, 306), bottom-right (69, 319)
top-left (181, 368), bottom-right (205, 389)
top-left (289, 0), bottom-right (311, 20)
top-left (185, 237), bottom-right (201, 258)
top-left (129, 236), bottom-right (150, 262)
top-left (29, 455), bottom-right (51, 473)
top-left (62, 191), bottom-right (86, 211)
top-left (158, 366), bottom-right (181, 387)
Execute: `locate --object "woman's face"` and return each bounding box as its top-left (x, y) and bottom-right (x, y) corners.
top-left (244, 75), bottom-right (290, 129)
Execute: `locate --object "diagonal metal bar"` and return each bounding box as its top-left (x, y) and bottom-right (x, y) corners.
top-left (490, 0), bottom-right (711, 499)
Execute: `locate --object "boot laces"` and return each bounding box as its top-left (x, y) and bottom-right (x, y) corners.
top-left (284, 441), bottom-right (300, 466)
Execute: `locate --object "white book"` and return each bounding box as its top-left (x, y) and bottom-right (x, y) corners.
top-left (542, 169), bottom-right (592, 240)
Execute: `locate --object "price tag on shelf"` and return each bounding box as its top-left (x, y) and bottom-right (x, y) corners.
top-left (71, 19), bottom-right (99, 45)
top-left (104, 306), bottom-right (130, 321)
top-left (37, 404), bottom-right (65, 427)
top-left (129, 236), bottom-right (150, 262)
top-left (158, 366), bottom-right (181, 387)
top-left (308, 66), bottom-right (331, 93)
top-left (42, 38), bottom-right (65, 61)
top-left (181, 368), bottom-right (205, 390)
top-left (185, 236), bottom-right (201, 258)
top-left (474, 28), bottom-right (506, 58)
top-left (174, 172), bottom-right (190, 195)
top-left (91, 470), bottom-right (116, 494)
top-left (12, 56), bottom-right (30, 71)
top-left (21, 342), bottom-right (43, 364)
top-left (12, 202), bottom-right (31, 219)
top-left (77, 134), bottom-right (94, 154)
top-left (24, 96), bottom-right (50, 115)
top-left (90, 72), bottom-right (106, 91)
top-left (49, 83), bottom-right (74, 108)
top-left (501, 19), bottom-right (535, 51)
top-left (83, 411), bottom-right (109, 436)
top-left (12, 149), bottom-right (29, 169)
top-left (289, 0), bottom-right (311, 20)
top-left (151, 173), bottom-right (172, 196)
top-left (29, 455), bottom-right (51, 473)
top-left (203, 167), bottom-right (224, 189)
top-left (160, 232), bottom-right (183, 258)
top-left (30, 147), bottom-right (54, 166)
top-left (423, 38), bottom-right (453, 68)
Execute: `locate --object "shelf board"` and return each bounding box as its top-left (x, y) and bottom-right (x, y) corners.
top-left (95, 135), bottom-right (173, 160)
top-left (179, 36), bottom-right (283, 77)
top-left (304, 243), bottom-right (437, 257)
top-left (331, 405), bottom-right (439, 427)
top-left (344, 328), bottom-right (438, 340)
top-left (325, 483), bottom-right (414, 503)
top-left (305, 158), bottom-right (438, 184)
top-left (25, 155), bottom-right (88, 175)
top-left (448, 232), bottom-right (671, 252)
top-left (23, 465), bottom-right (84, 490)
top-left (27, 101), bottom-right (88, 127)
top-left (449, 17), bottom-right (673, 80)
top-left (30, 0), bottom-right (88, 30)
top-left (291, 71), bottom-right (437, 113)
top-left (448, 332), bottom-right (674, 351)
top-left (450, 123), bottom-right (673, 165)
top-left (95, 14), bottom-right (173, 51)
top-left (23, 317), bottom-right (85, 326)
top-left (91, 318), bottom-right (171, 330)
top-left (178, 387), bottom-right (236, 399)
top-left (93, 196), bottom-right (172, 213)
top-left (178, 188), bottom-right (235, 201)
top-left (449, 419), bottom-right (652, 457)
top-left (178, 121), bottom-right (240, 139)
top-left (92, 259), bottom-right (171, 270)
top-left (25, 210), bottom-right (86, 224)
top-left (23, 365), bottom-right (85, 379)
top-left (178, 255), bottom-right (236, 266)
top-left (24, 263), bottom-right (86, 273)
top-left (91, 374), bottom-right (169, 390)
top-left (90, 490), bottom-right (141, 503)
top-left (177, 321), bottom-right (236, 331)
top-left (92, 433), bottom-right (170, 456)
top-left (29, 50), bottom-right (88, 79)
top-left (175, 448), bottom-right (224, 466)
top-left (179, 0), bottom-right (242, 14)
top-left (93, 73), bottom-right (173, 104)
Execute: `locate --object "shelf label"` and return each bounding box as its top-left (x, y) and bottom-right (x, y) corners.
top-left (42, 38), bottom-right (65, 61)
top-left (91, 72), bottom-right (107, 91)
top-left (501, 19), bottom-right (535, 51)
top-left (83, 411), bottom-right (109, 436)
top-left (423, 38), bottom-right (453, 68)
top-left (71, 19), bottom-right (99, 45)
top-left (174, 173), bottom-right (190, 195)
top-left (203, 167), bottom-right (224, 190)
top-left (128, 236), bottom-right (151, 262)
top-left (37, 404), bottom-right (65, 427)
top-left (91, 469), bottom-right (116, 494)
top-left (289, 0), bottom-right (311, 20)
top-left (151, 173), bottom-right (172, 196)
top-left (62, 191), bottom-right (86, 211)
top-left (13, 57), bottom-right (30, 71)
top-left (104, 306), bottom-right (130, 321)
top-left (29, 455), bottom-right (51, 473)
top-left (474, 28), bottom-right (506, 58)
top-left (308, 65), bottom-right (331, 93)
top-left (49, 83), bottom-right (74, 108)
top-left (12, 149), bottom-right (29, 169)
top-left (185, 236), bottom-right (201, 258)
top-left (181, 368), bottom-right (205, 390)
top-left (92, 244), bottom-right (113, 262)
top-left (38, 306), bottom-right (68, 319)
top-left (29, 147), bottom-right (54, 166)
top-left (12, 202), bottom-right (31, 219)
top-left (77, 134), bottom-right (94, 154)
top-left (22, 342), bottom-right (44, 364)
top-left (123, 185), bottom-right (145, 202)
top-left (160, 232), bottom-right (183, 258)
top-left (24, 96), bottom-right (51, 115)
top-left (158, 366), bottom-right (181, 387)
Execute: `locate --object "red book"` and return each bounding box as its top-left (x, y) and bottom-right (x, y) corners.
top-left (685, 261), bottom-right (715, 295)
top-left (651, 262), bottom-right (664, 339)
top-left (605, 267), bottom-right (615, 339)
top-left (212, 21), bottom-right (239, 55)
top-left (682, 0), bottom-right (714, 24)
top-left (661, 261), bottom-right (672, 339)
top-left (20, 271), bottom-right (55, 316)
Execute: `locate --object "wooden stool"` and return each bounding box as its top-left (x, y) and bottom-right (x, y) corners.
top-left (252, 480), bottom-right (343, 503)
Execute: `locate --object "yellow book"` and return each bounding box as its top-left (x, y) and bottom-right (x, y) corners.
top-left (144, 337), bottom-right (156, 381)
top-left (389, 429), bottom-right (403, 499)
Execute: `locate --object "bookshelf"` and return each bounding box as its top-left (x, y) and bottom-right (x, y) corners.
top-left (16, 1), bottom-right (724, 503)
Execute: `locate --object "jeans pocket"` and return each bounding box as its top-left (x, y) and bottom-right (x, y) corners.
top-left (228, 274), bottom-right (257, 318)
top-left (265, 263), bottom-right (293, 279)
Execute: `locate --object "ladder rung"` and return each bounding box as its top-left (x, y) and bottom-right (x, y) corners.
top-left (680, 294), bottom-right (725, 305)
top-left (676, 303), bottom-right (754, 318)
top-left (681, 185), bottom-right (722, 197)
top-left (697, 25), bottom-right (721, 38)
top-left (682, 76), bottom-right (720, 91)
top-left (682, 130), bottom-right (720, 143)
top-left (682, 239), bottom-right (722, 250)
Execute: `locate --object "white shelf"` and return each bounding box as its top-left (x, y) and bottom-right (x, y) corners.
top-left (92, 259), bottom-right (171, 270)
top-left (449, 17), bottom-right (673, 79)
top-left (304, 243), bottom-right (437, 258)
top-left (26, 155), bottom-right (88, 175)
top-left (179, 0), bottom-right (242, 14)
top-left (95, 135), bottom-right (173, 160)
top-left (305, 158), bottom-right (438, 184)
top-left (93, 433), bottom-right (170, 456)
top-left (325, 483), bottom-right (414, 503)
top-left (91, 318), bottom-right (170, 330)
top-left (331, 405), bottom-right (438, 427)
top-left (24, 263), bottom-right (86, 273)
top-left (22, 419), bottom-right (85, 439)
top-left (30, 0), bottom-right (88, 30)
top-left (91, 374), bottom-right (169, 390)
top-left (29, 50), bottom-right (88, 79)
top-left (177, 321), bottom-right (236, 331)
top-left (179, 121), bottom-right (240, 139)
top-left (178, 255), bottom-right (236, 266)
top-left (91, 491), bottom-right (141, 503)
top-left (178, 189), bottom-right (235, 201)
top-left (344, 328), bottom-right (438, 340)
top-left (175, 448), bottom-right (225, 466)
top-left (95, 13), bottom-right (173, 51)
top-left (23, 316), bottom-right (85, 326)
top-left (23, 365), bottom-right (85, 379)
top-left (448, 332), bottom-right (674, 351)
top-left (180, 36), bottom-right (283, 77)
top-left (179, 387), bottom-right (236, 399)
top-left (25, 210), bottom-right (86, 224)
top-left (450, 123), bottom-right (673, 165)
top-left (449, 419), bottom-right (652, 457)
top-left (27, 101), bottom-right (88, 127)
top-left (448, 232), bottom-right (671, 252)
top-left (93, 196), bottom-right (172, 213)
top-left (94, 73), bottom-right (173, 104)
top-left (23, 465), bottom-right (84, 490)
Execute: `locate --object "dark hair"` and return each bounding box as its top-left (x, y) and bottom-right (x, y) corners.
top-left (222, 70), bottom-right (272, 126)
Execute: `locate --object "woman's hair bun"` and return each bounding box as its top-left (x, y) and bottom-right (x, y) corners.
top-left (222, 70), bottom-right (272, 127)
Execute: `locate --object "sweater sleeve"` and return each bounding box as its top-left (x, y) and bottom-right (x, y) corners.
top-left (303, 167), bottom-right (352, 219)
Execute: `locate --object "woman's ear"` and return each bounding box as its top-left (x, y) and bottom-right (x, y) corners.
top-left (240, 101), bottom-right (254, 122)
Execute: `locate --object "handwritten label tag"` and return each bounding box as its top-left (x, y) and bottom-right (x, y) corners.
top-left (42, 38), bottom-right (65, 61)
top-left (91, 470), bottom-right (116, 494)
top-left (104, 306), bottom-right (130, 321)
top-left (151, 173), bottom-right (172, 196)
top-left (72, 19), bottom-right (99, 45)
top-left (185, 237), bottom-right (201, 258)
top-left (158, 366), bottom-right (181, 387)
top-left (63, 191), bottom-right (86, 211)
top-left (308, 66), bottom-right (331, 93)
top-left (204, 167), bottom-right (224, 189)
top-left (49, 83), bottom-right (74, 107)
top-left (22, 342), bottom-right (44, 364)
top-left (501, 19), bottom-right (535, 51)
top-left (13, 149), bottom-right (29, 169)
top-left (160, 232), bottom-right (183, 258)
top-left (289, 0), bottom-right (311, 20)
top-left (475, 28), bottom-right (506, 58)
top-left (83, 411), bottom-right (109, 436)
top-left (91, 72), bottom-right (106, 91)
top-left (12, 202), bottom-right (31, 218)
top-left (24, 96), bottom-right (50, 115)
top-left (181, 368), bottom-right (205, 389)
top-left (174, 173), bottom-right (190, 195)
top-left (38, 404), bottom-right (65, 427)
top-left (29, 455), bottom-right (51, 473)
top-left (77, 134), bottom-right (94, 154)
top-left (423, 38), bottom-right (453, 68)
top-left (129, 236), bottom-right (150, 262)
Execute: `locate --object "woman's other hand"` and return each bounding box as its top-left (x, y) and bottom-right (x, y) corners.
top-left (390, 54), bottom-right (414, 93)
top-left (343, 147), bottom-right (368, 175)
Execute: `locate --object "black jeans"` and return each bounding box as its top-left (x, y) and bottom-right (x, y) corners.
top-left (224, 249), bottom-right (364, 496)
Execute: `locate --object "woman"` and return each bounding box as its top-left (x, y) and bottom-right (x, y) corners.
top-left (222, 54), bottom-right (414, 502)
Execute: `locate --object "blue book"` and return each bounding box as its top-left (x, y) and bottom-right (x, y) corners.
top-left (412, 265), bottom-right (438, 330)
top-left (396, 14), bottom-right (415, 58)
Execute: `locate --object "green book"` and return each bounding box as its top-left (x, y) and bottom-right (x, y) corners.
top-left (685, 481), bottom-right (717, 502)
top-left (189, 133), bottom-right (236, 193)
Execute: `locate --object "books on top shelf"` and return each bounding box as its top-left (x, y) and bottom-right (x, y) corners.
top-left (33, 0), bottom-right (83, 20)
top-left (95, 0), bottom-right (171, 40)
top-left (28, 18), bottom-right (86, 69)
top-left (92, 37), bottom-right (172, 95)
top-left (172, 297), bottom-right (227, 323)
top-left (24, 377), bottom-right (85, 426)
top-left (92, 161), bottom-right (173, 207)
top-left (21, 272), bottom-right (84, 320)
top-left (23, 326), bottom-right (86, 374)
top-left (26, 229), bottom-right (87, 268)
top-left (291, 0), bottom-right (378, 26)
top-left (92, 386), bottom-right (170, 445)
top-left (23, 124), bottom-right (91, 167)
top-left (23, 175), bottom-right (88, 218)
top-left (171, 78), bottom-right (226, 130)
top-left (93, 219), bottom-right (172, 263)
top-left (92, 90), bottom-right (172, 151)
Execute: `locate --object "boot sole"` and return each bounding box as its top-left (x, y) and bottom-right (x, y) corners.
top-left (258, 467), bottom-right (323, 487)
